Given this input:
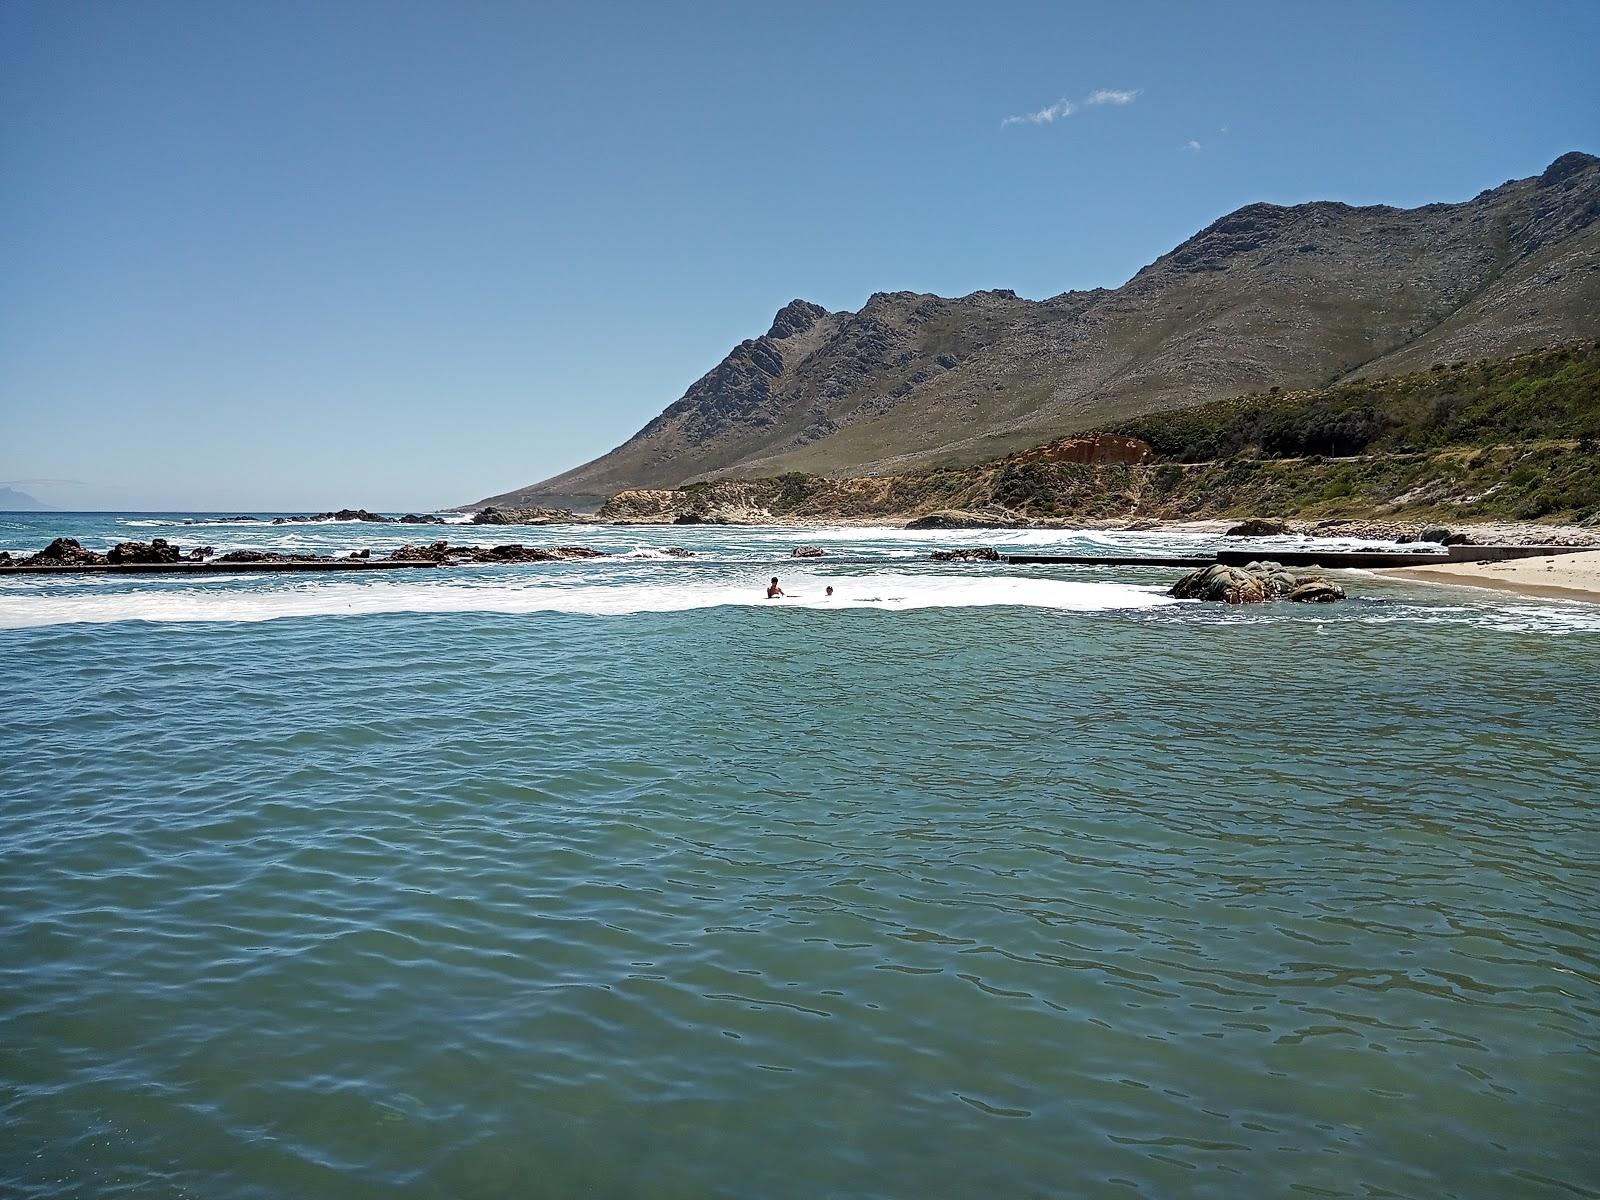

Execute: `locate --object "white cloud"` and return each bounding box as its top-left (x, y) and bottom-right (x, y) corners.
top-left (1002, 98), bottom-right (1078, 126)
top-left (1184, 140), bottom-right (1203, 153)
top-left (1003, 87), bottom-right (1138, 127)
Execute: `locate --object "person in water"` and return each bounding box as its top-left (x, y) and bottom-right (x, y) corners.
top-left (767, 577), bottom-right (784, 599)
top-left (825, 586), bottom-right (834, 597)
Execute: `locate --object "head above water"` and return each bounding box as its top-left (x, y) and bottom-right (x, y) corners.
top-left (771, 577), bottom-right (779, 585)
top-left (825, 586), bottom-right (834, 596)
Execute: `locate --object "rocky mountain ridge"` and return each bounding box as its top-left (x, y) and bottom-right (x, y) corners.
top-left (474, 152), bottom-right (1600, 509)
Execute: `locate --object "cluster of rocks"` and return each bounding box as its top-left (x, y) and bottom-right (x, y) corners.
top-left (386, 541), bottom-right (604, 564)
top-left (791, 545), bottom-right (825, 557)
top-left (906, 510), bottom-right (1028, 530)
top-left (468, 506), bottom-right (576, 525)
top-left (930, 546), bottom-right (1001, 561)
top-left (267, 509), bottom-right (453, 525)
top-left (1171, 560), bottom-right (1346, 604)
top-left (0, 537), bottom-right (212, 567)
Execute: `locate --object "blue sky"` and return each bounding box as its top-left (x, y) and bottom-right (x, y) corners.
top-left (2, 1), bottom-right (1596, 510)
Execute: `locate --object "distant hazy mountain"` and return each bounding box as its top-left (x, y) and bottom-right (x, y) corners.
top-left (474, 151), bottom-right (1600, 508)
top-left (0, 487), bottom-right (52, 511)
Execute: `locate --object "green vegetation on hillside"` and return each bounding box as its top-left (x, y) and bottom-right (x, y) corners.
top-left (1116, 343), bottom-right (1600, 461)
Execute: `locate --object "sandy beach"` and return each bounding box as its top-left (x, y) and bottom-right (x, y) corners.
top-left (1382, 549), bottom-right (1600, 604)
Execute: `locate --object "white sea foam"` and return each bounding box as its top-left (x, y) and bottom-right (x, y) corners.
top-left (0, 573), bottom-right (1174, 629)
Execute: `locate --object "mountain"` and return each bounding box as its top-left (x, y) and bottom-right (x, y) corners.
top-left (474, 152), bottom-right (1600, 509)
top-left (0, 487), bottom-right (53, 511)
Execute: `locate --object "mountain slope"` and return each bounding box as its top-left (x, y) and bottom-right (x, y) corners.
top-left (475, 152), bottom-right (1600, 508)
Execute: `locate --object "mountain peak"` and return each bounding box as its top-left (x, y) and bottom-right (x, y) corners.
top-left (1541, 150), bottom-right (1599, 186)
top-left (766, 299), bottom-right (828, 340)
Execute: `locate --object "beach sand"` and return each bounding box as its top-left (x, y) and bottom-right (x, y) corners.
top-left (1382, 549), bottom-right (1600, 604)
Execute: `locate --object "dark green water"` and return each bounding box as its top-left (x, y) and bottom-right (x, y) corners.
top-left (2, 515), bottom-right (1598, 1197)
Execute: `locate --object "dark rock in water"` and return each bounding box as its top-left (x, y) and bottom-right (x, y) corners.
top-left (663, 548), bottom-right (695, 557)
top-left (185, 546), bottom-right (213, 561)
top-left (188, 515), bottom-right (260, 524)
top-left (792, 545), bottom-right (825, 557)
top-left (470, 506), bottom-right (573, 525)
top-left (347, 549), bottom-right (370, 559)
top-left (673, 512), bottom-right (716, 525)
top-left (215, 549), bottom-right (293, 563)
top-left (1289, 579), bottom-right (1346, 602)
top-left (930, 547), bottom-right (1001, 561)
top-left (398, 513), bottom-right (449, 525)
top-left (271, 509), bottom-right (393, 524)
top-left (106, 538), bottom-right (181, 564)
top-left (24, 538), bottom-right (106, 566)
top-left (1225, 517), bottom-right (1292, 537)
top-left (0, 551), bottom-right (12, 566)
top-left (388, 541), bottom-right (605, 564)
top-left (1173, 560), bottom-right (1347, 604)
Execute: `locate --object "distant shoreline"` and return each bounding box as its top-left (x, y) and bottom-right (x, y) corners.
top-left (1379, 550), bottom-right (1600, 605)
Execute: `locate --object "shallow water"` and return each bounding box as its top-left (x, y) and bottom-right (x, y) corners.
top-left (3, 513), bottom-right (1598, 1198)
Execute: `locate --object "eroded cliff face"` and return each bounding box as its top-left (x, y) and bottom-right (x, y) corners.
top-left (473, 153), bottom-right (1600, 510)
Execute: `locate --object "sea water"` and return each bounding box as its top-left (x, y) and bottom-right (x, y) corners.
top-left (2, 513), bottom-right (1597, 1198)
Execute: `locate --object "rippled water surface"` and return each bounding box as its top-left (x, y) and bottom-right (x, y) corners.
top-left (3, 513), bottom-right (1598, 1198)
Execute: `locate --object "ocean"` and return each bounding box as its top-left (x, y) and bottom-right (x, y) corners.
top-left (3, 512), bottom-right (1597, 1198)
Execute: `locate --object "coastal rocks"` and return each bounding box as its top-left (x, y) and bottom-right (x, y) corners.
top-left (106, 538), bottom-right (181, 564)
top-left (663, 548), bottom-right (695, 557)
top-left (791, 546), bottom-right (825, 557)
top-left (271, 509), bottom-right (393, 524)
top-left (23, 538), bottom-right (106, 566)
top-left (1171, 560), bottom-right (1346, 604)
top-left (398, 513), bottom-right (449, 525)
top-left (906, 510), bottom-right (1026, 530)
top-left (387, 541), bottom-right (605, 564)
top-left (597, 490), bottom-right (677, 521)
top-left (1417, 524), bottom-right (1471, 546)
top-left (469, 506), bottom-right (573, 525)
top-left (1225, 517), bottom-right (1293, 537)
top-left (215, 550), bottom-right (294, 563)
top-left (930, 547), bottom-right (1001, 561)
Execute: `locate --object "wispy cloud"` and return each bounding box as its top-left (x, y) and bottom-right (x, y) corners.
top-left (1003, 87), bottom-right (1139, 127)
top-left (1183, 139), bottom-right (1203, 153)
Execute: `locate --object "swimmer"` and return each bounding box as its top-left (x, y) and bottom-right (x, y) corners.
top-left (767, 576), bottom-right (784, 599)
top-left (825, 586), bottom-right (834, 598)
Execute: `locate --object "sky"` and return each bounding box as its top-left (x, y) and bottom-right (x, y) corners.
top-left (2, 1), bottom-right (1597, 511)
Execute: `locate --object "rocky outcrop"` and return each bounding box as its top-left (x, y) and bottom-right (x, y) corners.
top-left (106, 538), bottom-right (182, 564)
top-left (469, 506), bottom-right (574, 525)
top-left (1010, 433), bottom-right (1153, 466)
top-left (23, 538), bottom-right (107, 566)
top-left (791, 545), bottom-right (825, 557)
top-left (1225, 517), bottom-right (1293, 537)
top-left (398, 513), bottom-right (449, 525)
top-left (1171, 560), bottom-right (1346, 604)
top-left (930, 547), bottom-right (1001, 561)
top-left (271, 509), bottom-right (393, 524)
top-left (387, 541), bottom-right (605, 564)
top-left (906, 510), bottom-right (1026, 530)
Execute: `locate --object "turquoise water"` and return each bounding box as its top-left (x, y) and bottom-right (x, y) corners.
top-left (3, 513), bottom-right (1598, 1198)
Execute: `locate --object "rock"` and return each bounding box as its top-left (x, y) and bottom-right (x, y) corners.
top-left (1288, 579), bottom-right (1346, 602)
top-left (23, 538), bottom-right (106, 566)
top-left (214, 549), bottom-right (293, 563)
top-left (0, 551), bottom-right (12, 566)
top-left (1171, 563), bottom-right (1268, 603)
top-left (663, 548), bottom-right (695, 557)
top-left (1009, 432), bottom-right (1154, 466)
top-left (105, 538), bottom-right (181, 564)
top-left (470, 506), bottom-right (573, 525)
top-left (185, 546), bottom-right (213, 561)
top-left (387, 541), bottom-right (604, 564)
top-left (930, 547), bottom-right (1001, 561)
top-left (347, 549), bottom-right (370, 559)
top-left (1240, 560), bottom-right (1298, 599)
top-left (271, 509), bottom-right (392, 524)
top-left (1416, 524), bottom-right (1471, 546)
top-left (791, 545), bottom-right (825, 557)
top-left (398, 513), bottom-right (449, 525)
top-left (906, 510), bottom-right (1024, 529)
top-left (1225, 517), bottom-right (1292, 537)
top-left (1173, 560), bottom-right (1348, 604)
